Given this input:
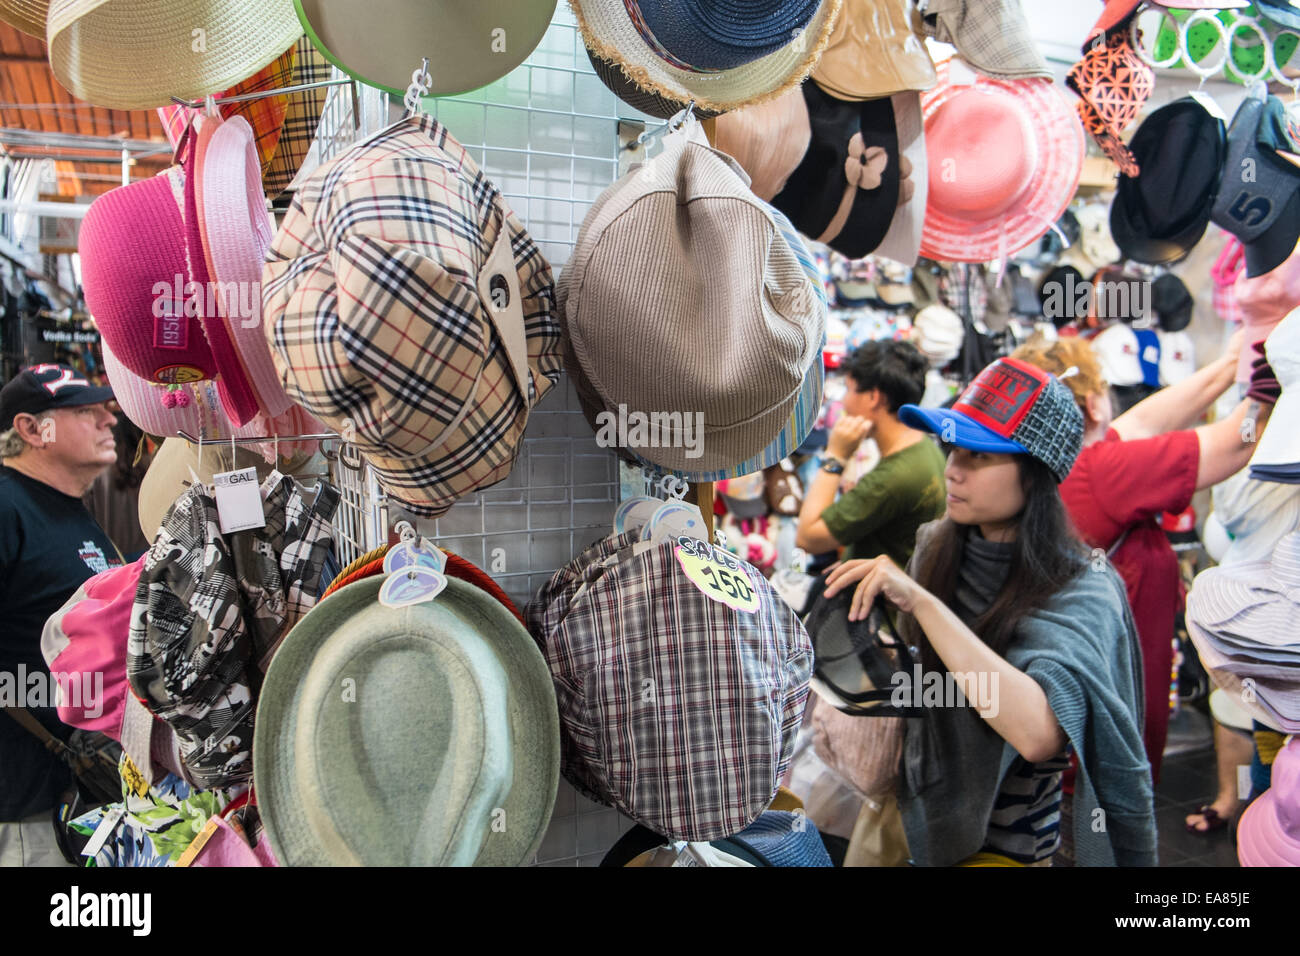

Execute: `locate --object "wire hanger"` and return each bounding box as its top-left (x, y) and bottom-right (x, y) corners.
top-left (170, 77), bottom-right (354, 111)
top-left (624, 101), bottom-right (697, 152)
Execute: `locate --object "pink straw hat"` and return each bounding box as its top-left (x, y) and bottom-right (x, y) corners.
top-left (1238, 736), bottom-right (1300, 867)
top-left (80, 168), bottom-right (218, 387)
top-left (186, 116), bottom-right (261, 426)
top-left (920, 59), bottom-right (1085, 263)
top-left (199, 115), bottom-right (294, 419)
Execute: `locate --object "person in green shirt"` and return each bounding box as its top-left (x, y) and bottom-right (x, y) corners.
top-left (796, 339), bottom-right (946, 568)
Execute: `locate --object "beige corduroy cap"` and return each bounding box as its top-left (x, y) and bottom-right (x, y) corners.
top-left (559, 125), bottom-right (825, 479)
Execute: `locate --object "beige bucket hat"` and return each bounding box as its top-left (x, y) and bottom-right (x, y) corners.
top-left (263, 115), bottom-right (563, 517)
top-left (812, 0), bottom-right (937, 100)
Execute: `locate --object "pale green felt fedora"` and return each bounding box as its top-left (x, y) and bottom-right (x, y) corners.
top-left (254, 575), bottom-right (560, 866)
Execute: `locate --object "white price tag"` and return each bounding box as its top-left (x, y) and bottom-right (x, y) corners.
top-left (260, 468), bottom-right (284, 501)
top-left (81, 806), bottom-right (126, 858)
top-left (213, 467), bottom-right (266, 533)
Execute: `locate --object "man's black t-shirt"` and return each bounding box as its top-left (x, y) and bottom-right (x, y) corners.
top-left (0, 465), bottom-right (122, 821)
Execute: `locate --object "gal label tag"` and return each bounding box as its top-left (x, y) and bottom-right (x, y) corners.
top-left (213, 467), bottom-right (266, 534)
top-left (674, 536), bottom-right (759, 614)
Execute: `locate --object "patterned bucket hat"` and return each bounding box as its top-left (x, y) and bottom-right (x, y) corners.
top-left (525, 533), bottom-right (813, 842)
top-left (126, 477), bottom-right (338, 790)
top-left (1066, 29), bottom-right (1155, 178)
top-left (263, 115), bottom-right (563, 517)
top-left (156, 44), bottom-right (296, 182)
top-left (263, 36), bottom-right (332, 199)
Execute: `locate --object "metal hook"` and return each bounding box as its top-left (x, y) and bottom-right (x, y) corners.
top-left (670, 100), bottom-right (696, 132)
top-left (404, 57), bottom-right (432, 118)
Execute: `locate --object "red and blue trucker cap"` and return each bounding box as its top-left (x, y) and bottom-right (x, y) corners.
top-left (899, 357), bottom-right (1084, 482)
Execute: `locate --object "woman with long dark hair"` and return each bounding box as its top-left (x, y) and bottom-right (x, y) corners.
top-left (823, 357), bottom-right (1156, 866)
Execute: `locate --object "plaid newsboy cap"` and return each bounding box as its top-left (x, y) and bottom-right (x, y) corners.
top-left (525, 533), bottom-right (813, 842)
top-left (263, 114), bottom-right (563, 516)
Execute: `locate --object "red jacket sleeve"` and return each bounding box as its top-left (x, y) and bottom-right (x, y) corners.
top-left (1085, 429), bottom-right (1200, 529)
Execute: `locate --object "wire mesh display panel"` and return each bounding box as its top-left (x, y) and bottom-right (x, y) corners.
top-left (312, 7), bottom-right (665, 865)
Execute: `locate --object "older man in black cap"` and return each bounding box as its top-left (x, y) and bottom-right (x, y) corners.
top-left (0, 363), bottom-right (123, 866)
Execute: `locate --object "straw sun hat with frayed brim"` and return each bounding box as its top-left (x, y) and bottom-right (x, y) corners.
top-left (46, 0), bottom-right (304, 111)
top-left (254, 575), bottom-right (560, 867)
top-left (571, 0), bottom-right (843, 114)
top-left (919, 58), bottom-right (1085, 264)
top-left (293, 0), bottom-right (557, 98)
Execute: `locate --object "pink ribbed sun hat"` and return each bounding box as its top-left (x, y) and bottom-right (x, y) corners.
top-left (1238, 737), bottom-right (1300, 867)
top-left (919, 59), bottom-right (1085, 263)
top-left (80, 168), bottom-right (217, 387)
top-left (186, 115), bottom-right (261, 426)
top-left (198, 115), bottom-right (294, 420)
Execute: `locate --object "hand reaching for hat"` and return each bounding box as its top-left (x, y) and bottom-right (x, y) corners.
top-left (1247, 340), bottom-right (1282, 405)
top-left (823, 555), bottom-right (927, 620)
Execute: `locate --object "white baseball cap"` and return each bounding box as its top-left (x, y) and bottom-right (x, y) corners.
top-left (1158, 330), bottom-right (1196, 386)
top-left (1091, 324), bottom-right (1143, 387)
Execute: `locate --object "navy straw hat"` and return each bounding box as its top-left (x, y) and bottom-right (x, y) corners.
top-left (630, 0), bottom-right (824, 71)
top-left (572, 0), bottom-right (842, 114)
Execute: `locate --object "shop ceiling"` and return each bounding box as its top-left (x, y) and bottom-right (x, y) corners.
top-left (0, 23), bottom-right (171, 197)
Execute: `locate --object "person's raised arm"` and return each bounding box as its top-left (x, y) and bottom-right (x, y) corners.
top-left (795, 415), bottom-right (872, 554)
top-left (1194, 399), bottom-right (1273, 491)
top-left (1113, 334), bottom-right (1241, 441)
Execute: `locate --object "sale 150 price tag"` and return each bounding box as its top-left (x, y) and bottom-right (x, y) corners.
top-left (673, 536), bottom-right (760, 614)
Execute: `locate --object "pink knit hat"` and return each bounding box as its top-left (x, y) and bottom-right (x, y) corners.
top-left (1238, 736), bottom-right (1300, 867)
top-left (80, 168), bottom-right (217, 386)
top-left (198, 115), bottom-right (294, 419)
top-left (920, 59), bottom-right (1085, 263)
